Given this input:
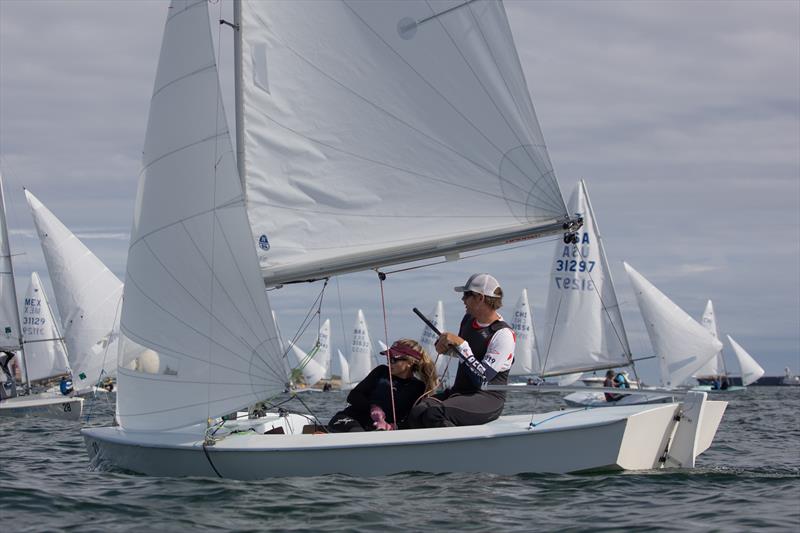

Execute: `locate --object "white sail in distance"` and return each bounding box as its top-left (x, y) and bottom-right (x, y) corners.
top-left (289, 343), bottom-right (326, 388)
top-left (624, 263), bottom-right (723, 388)
top-left (20, 273), bottom-right (70, 382)
top-left (116, 0), bottom-right (285, 431)
top-left (25, 190), bottom-right (122, 392)
top-left (240, 1), bottom-right (569, 286)
top-left (509, 289), bottom-right (539, 376)
top-left (694, 300), bottom-right (724, 377)
top-left (418, 301), bottom-right (451, 385)
top-left (349, 310), bottom-right (374, 385)
top-left (727, 335), bottom-right (765, 386)
top-left (541, 180), bottom-right (631, 379)
top-left (290, 319), bottom-right (331, 381)
top-left (0, 173), bottom-right (21, 353)
top-left (337, 349), bottom-right (350, 387)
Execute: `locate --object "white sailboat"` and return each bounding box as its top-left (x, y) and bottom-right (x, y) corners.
top-left (289, 319), bottom-right (330, 389)
top-left (25, 190), bottom-right (122, 394)
top-left (538, 181), bottom-right (665, 407)
top-left (19, 272), bottom-right (71, 385)
top-left (509, 289), bottom-right (540, 377)
top-left (342, 309), bottom-right (374, 391)
top-left (0, 175), bottom-right (82, 420)
top-left (624, 263), bottom-right (723, 388)
top-left (693, 300), bottom-right (764, 391)
top-left (336, 349), bottom-right (350, 389)
top-left (83, 0), bottom-right (725, 477)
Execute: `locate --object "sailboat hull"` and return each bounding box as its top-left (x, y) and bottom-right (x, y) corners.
top-left (0, 394), bottom-right (83, 421)
top-left (83, 394), bottom-right (726, 478)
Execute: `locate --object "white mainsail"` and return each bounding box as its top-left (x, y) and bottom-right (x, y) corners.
top-left (116, 0), bottom-right (285, 431)
top-left (0, 173), bottom-right (21, 354)
top-left (348, 310), bottom-right (374, 385)
top-left (240, 1), bottom-right (568, 286)
top-left (694, 300), bottom-right (724, 377)
top-left (418, 301), bottom-right (450, 385)
top-left (509, 289), bottom-right (539, 376)
top-left (25, 190), bottom-right (122, 392)
top-left (541, 180), bottom-right (631, 380)
top-left (19, 272), bottom-right (70, 382)
top-left (727, 335), bottom-right (765, 386)
top-left (624, 263), bottom-right (723, 388)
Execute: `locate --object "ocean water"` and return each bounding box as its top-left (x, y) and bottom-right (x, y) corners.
top-left (1, 387), bottom-right (798, 532)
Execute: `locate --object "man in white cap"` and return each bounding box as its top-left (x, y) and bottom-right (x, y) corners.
top-left (408, 273), bottom-right (515, 427)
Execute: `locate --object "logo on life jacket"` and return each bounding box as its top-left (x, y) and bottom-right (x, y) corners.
top-left (258, 234), bottom-right (270, 251)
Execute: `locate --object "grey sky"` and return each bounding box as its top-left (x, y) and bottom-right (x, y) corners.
top-left (1, 0), bottom-right (798, 382)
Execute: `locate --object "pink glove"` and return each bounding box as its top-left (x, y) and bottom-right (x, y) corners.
top-left (370, 405), bottom-right (395, 431)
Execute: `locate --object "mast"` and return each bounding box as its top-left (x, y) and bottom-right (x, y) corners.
top-left (233, 0), bottom-right (245, 193)
top-left (0, 174), bottom-right (27, 389)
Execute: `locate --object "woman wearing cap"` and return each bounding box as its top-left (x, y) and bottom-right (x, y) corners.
top-left (327, 339), bottom-right (438, 432)
top-left (408, 273), bottom-right (515, 428)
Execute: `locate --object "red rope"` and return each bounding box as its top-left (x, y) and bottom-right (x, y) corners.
top-left (377, 272), bottom-right (398, 427)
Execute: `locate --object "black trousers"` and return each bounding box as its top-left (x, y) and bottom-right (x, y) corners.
top-left (406, 391), bottom-right (504, 428)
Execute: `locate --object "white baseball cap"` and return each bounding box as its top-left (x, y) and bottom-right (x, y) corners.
top-left (454, 273), bottom-right (501, 297)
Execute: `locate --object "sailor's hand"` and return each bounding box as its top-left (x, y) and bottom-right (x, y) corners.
top-left (435, 332), bottom-right (464, 355)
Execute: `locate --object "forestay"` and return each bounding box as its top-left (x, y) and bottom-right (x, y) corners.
top-left (117, 1), bottom-right (285, 431)
top-left (624, 263), bottom-right (723, 388)
top-left (727, 335), bottom-right (764, 386)
top-left (20, 273), bottom-right (70, 383)
top-left (0, 173), bottom-right (21, 353)
top-left (240, 0), bottom-right (568, 286)
top-left (26, 191), bottom-right (122, 391)
top-left (694, 300), bottom-right (724, 377)
top-left (541, 180), bottom-right (631, 381)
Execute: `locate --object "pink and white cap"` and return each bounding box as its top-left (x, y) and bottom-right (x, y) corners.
top-left (454, 273), bottom-right (501, 297)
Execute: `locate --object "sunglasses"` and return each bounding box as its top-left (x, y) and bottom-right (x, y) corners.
top-left (462, 291), bottom-right (479, 301)
top-left (389, 356), bottom-right (410, 364)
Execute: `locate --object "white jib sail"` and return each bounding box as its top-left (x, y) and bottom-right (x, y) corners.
top-left (624, 263), bottom-right (723, 388)
top-left (337, 349), bottom-right (350, 387)
top-left (0, 173), bottom-right (21, 353)
top-left (349, 310), bottom-right (374, 385)
top-left (419, 301), bottom-right (450, 385)
top-left (509, 289), bottom-right (539, 376)
top-left (20, 272), bottom-right (70, 382)
top-left (694, 300), bottom-right (724, 377)
top-left (727, 335), bottom-right (765, 386)
top-left (240, 0), bottom-right (568, 286)
top-left (541, 180), bottom-right (631, 379)
top-left (117, 0), bottom-right (285, 431)
top-left (25, 190), bottom-right (122, 391)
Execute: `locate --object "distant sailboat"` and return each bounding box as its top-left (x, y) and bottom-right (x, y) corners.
top-left (25, 190), bottom-right (122, 394)
top-left (541, 180), bottom-right (635, 384)
top-left (693, 300), bottom-right (764, 391)
top-left (624, 263), bottom-right (723, 388)
top-left (508, 289), bottom-right (539, 377)
top-left (343, 309), bottom-right (374, 390)
top-left (289, 319), bottom-right (330, 389)
top-left (19, 272), bottom-right (71, 385)
top-left (84, 0), bottom-right (726, 477)
top-left (0, 175), bottom-right (82, 420)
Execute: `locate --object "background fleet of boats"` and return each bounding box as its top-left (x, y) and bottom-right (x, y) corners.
top-left (1, 176), bottom-right (792, 423)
